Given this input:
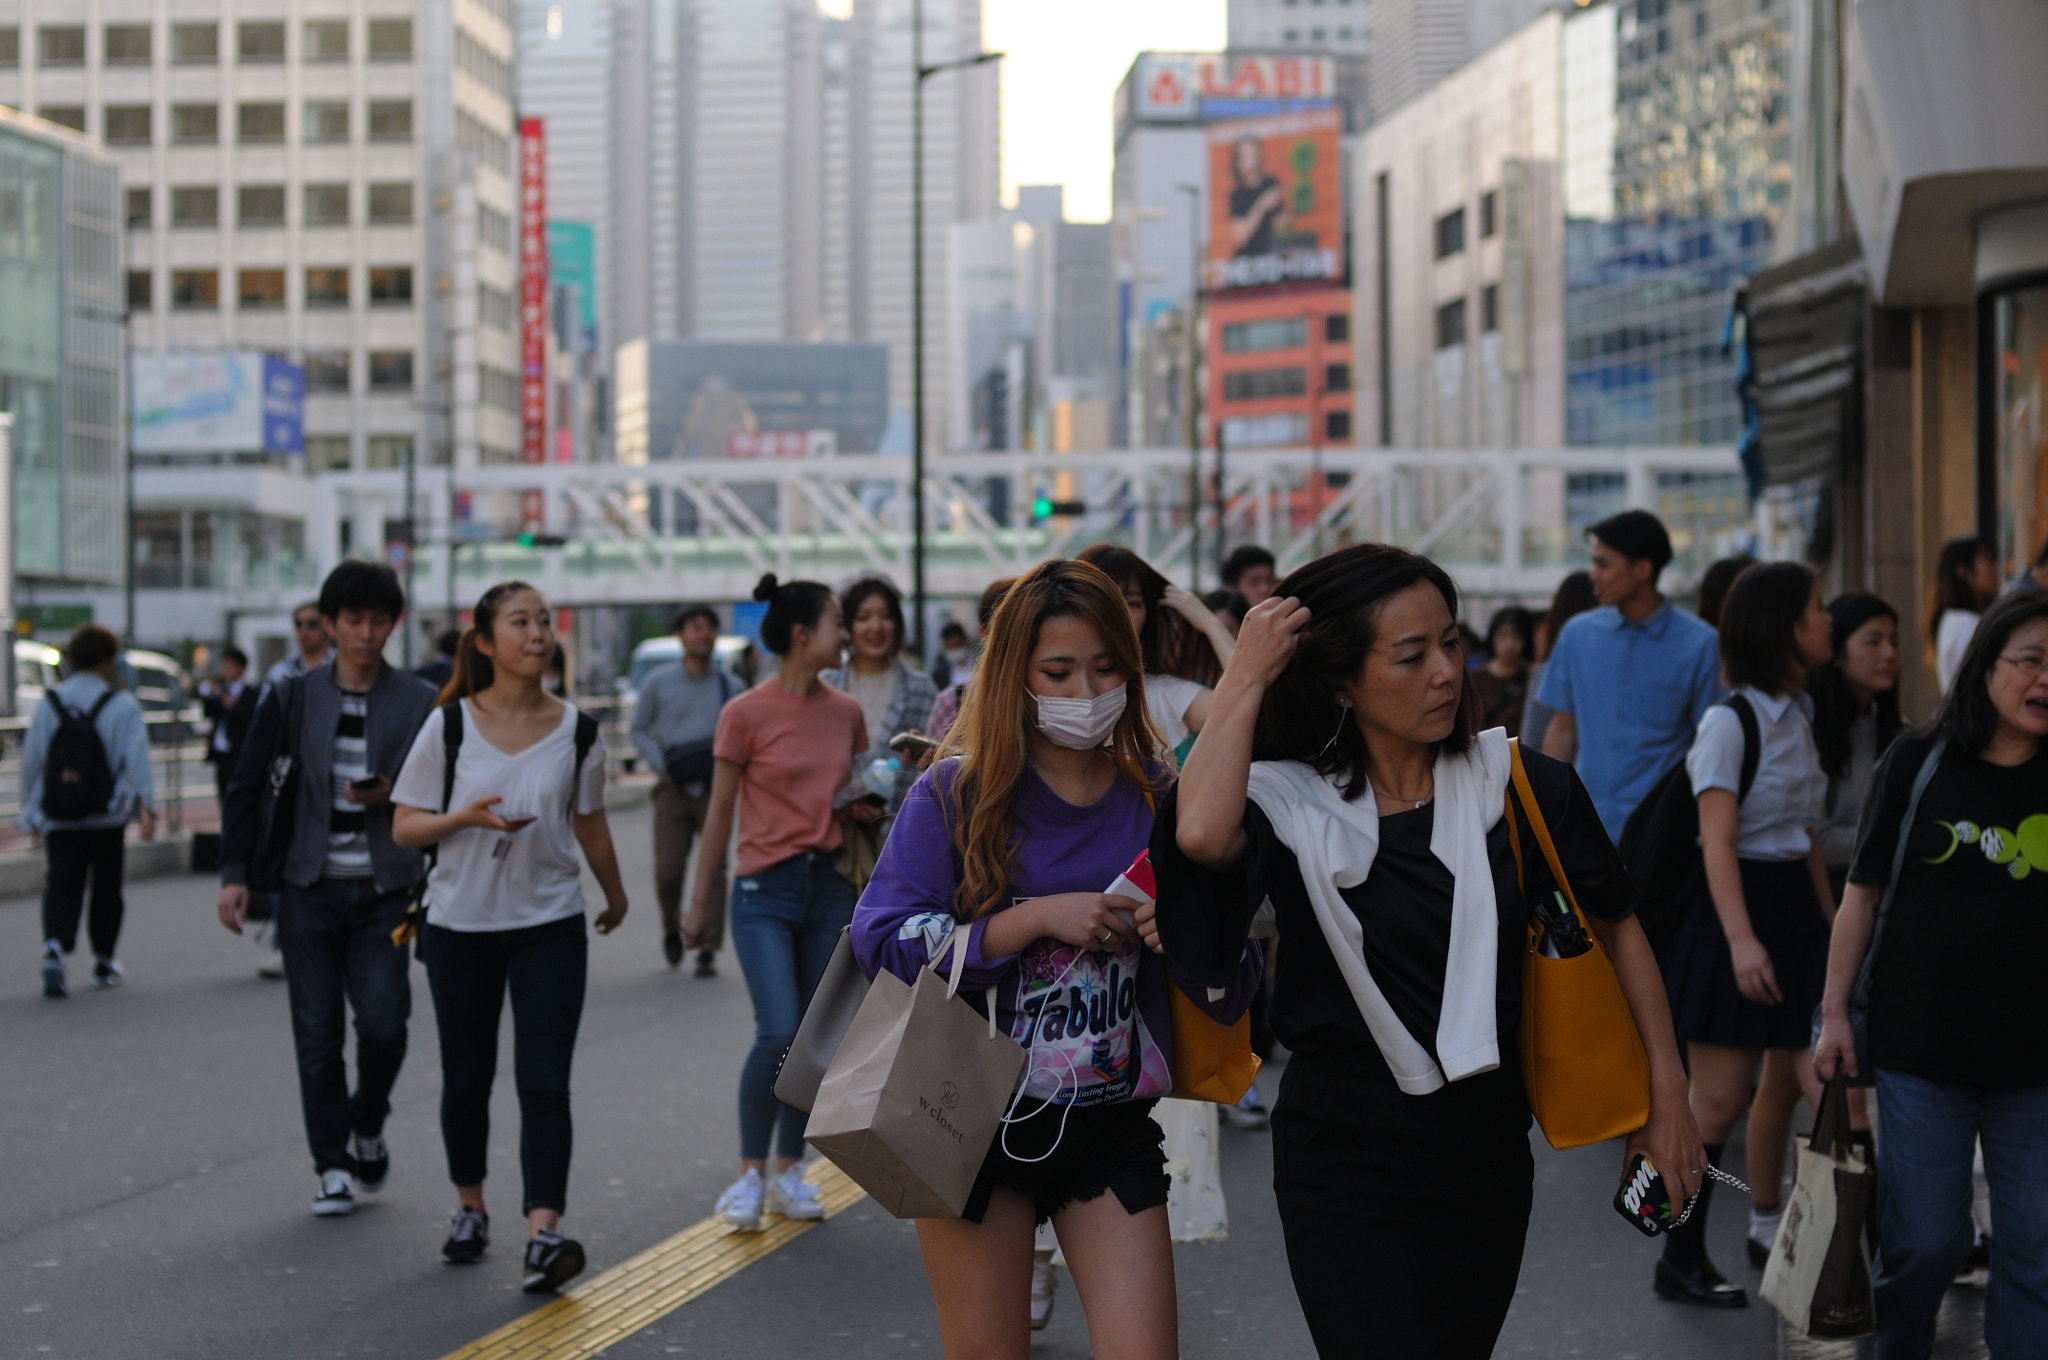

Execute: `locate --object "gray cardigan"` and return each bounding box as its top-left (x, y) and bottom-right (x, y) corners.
top-left (219, 661), bottom-right (440, 893)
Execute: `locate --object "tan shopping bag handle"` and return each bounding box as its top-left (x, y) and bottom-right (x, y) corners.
top-left (933, 926), bottom-right (1000, 1039)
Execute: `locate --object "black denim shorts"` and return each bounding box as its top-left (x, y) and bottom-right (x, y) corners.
top-left (961, 1095), bottom-right (1169, 1225)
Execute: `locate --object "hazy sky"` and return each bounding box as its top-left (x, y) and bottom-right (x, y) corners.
top-left (984, 0), bottom-right (1227, 222)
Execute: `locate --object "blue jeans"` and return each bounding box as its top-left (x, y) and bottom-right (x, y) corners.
top-left (1873, 1068), bottom-right (2048, 1359)
top-left (278, 878), bottom-right (414, 1175)
top-left (730, 851), bottom-right (854, 1161)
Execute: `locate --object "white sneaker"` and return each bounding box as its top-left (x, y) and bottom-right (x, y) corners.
top-left (1225, 1085), bottom-right (1270, 1129)
top-left (764, 1164), bottom-right (824, 1221)
top-left (1030, 1256), bottom-right (1057, 1330)
top-left (312, 1169), bottom-right (356, 1217)
top-left (715, 1168), bottom-right (764, 1231)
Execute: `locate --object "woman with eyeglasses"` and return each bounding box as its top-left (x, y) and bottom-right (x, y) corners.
top-left (1816, 589), bottom-right (2048, 1359)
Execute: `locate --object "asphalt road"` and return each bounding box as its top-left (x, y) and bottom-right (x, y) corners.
top-left (0, 801), bottom-right (1983, 1358)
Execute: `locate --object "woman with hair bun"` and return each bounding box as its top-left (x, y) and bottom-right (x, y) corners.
top-left (687, 573), bottom-right (873, 1231)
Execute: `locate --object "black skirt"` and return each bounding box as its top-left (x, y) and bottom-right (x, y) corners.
top-left (959, 1096), bottom-right (1169, 1226)
top-left (1663, 857), bottom-right (1830, 1050)
top-left (1272, 1047), bottom-right (1535, 1360)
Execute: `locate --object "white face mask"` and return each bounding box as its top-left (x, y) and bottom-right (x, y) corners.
top-left (1031, 686), bottom-right (1127, 750)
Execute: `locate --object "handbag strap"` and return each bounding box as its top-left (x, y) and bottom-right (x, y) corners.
top-left (1503, 738), bottom-right (1586, 926)
top-left (932, 926), bottom-right (999, 1038)
top-left (1849, 735), bottom-right (1946, 1014)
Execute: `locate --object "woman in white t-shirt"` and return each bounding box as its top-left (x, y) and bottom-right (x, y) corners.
top-left (392, 581), bottom-right (629, 1297)
top-left (1077, 545), bottom-right (1236, 751)
top-left (1930, 535), bottom-right (1999, 696)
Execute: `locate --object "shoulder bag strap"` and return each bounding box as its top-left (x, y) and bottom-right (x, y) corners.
top-left (87, 690), bottom-right (117, 721)
top-left (569, 709), bottom-right (600, 811)
top-left (1728, 693), bottom-right (1761, 801)
top-left (1504, 738), bottom-right (1585, 924)
top-left (1850, 736), bottom-right (1947, 1010)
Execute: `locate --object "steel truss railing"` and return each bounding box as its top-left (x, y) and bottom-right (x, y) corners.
top-left (319, 447), bottom-right (1752, 605)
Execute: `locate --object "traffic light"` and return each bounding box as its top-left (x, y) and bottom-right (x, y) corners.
top-left (1030, 495), bottom-right (1086, 522)
top-left (515, 530), bottom-right (568, 548)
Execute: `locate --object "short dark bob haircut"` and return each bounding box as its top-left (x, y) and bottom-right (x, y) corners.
top-left (753, 573), bottom-right (836, 656)
top-left (1484, 605), bottom-right (1536, 661)
top-left (318, 560), bottom-right (406, 621)
top-left (1718, 560), bottom-right (1815, 696)
top-left (1253, 542), bottom-right (1477, 801)
top-left (839, 576), bottom-right (906, 659)
top-left (672, 602), bottom-right (719, 633)
top-left (1937, 589), bottom-right (2048, 759)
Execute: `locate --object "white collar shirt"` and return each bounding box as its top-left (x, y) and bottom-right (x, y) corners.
top-left (1685, 684), bottom-right (1827, 862)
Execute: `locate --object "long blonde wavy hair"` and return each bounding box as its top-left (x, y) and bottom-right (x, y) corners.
top-left (940, 558), bottom-right (1168, 921)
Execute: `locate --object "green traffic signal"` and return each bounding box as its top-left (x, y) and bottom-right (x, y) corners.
top-left (1032, 494), bottom-right (1053, 519)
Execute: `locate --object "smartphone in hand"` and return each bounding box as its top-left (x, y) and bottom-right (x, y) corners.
top-left (348, 774), bottom-right (384, 792)
top-left (887, 731), bottom-right (940, 757)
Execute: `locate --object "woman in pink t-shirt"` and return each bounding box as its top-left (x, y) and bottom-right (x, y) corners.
top-left (685, 573), bottom-right (872, 1231)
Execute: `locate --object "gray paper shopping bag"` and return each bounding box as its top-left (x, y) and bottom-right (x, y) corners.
top-left (805, 931), bottom-right (1025, 1219)
top-left (774, 927), bottom-right (869, 1114)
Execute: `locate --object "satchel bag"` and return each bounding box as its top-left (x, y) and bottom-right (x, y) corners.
top-left (773, 927), bottom-right (870, 1114)
top-left (247, 677), bottom-right (306, 893)
top-left (835, 813), bottom-right (886, 894)
top-left (1504, 738), bottom-right (1652, 1150)
top-left (806, 929), bottom-right (1026, 1219)
top-left (1761, 1075), bottom-right (1876, 1338)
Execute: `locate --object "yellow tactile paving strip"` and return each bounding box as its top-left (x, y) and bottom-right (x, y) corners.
top-left (438, 1162), bottom-right (867, 1360)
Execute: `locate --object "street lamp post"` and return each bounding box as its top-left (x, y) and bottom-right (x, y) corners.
top-left (1176, 183), bottom-right (1203, 590)
top-left (912, 0), bottom-right (1001, 660)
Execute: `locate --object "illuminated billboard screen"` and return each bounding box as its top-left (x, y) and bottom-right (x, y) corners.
top-left (1206, 106), bottom-right (1344, 293)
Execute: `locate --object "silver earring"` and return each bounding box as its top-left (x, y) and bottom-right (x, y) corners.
top-left (1317, 705), bottom-right (1349, 759)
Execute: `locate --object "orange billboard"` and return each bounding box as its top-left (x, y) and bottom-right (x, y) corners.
top-left (1207, 106), bottom-right (1344, 293)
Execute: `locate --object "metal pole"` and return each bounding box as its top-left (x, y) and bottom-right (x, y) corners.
top-left (1178, 184), bottom-right (1202, 590)
top-left (402, 442), bottom-right (416, 666)
top-left (911, 0), bottom-right (926, 662)
top-left (124, 322), bottom-right (136, 645)
top-left (1214, 423), bottom-right (1227, 579)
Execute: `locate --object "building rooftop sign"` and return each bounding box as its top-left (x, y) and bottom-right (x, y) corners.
top-left (1119, 53), bottom-right (1339, 140)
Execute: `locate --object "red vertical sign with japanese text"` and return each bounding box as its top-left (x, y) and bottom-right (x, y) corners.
top-left (519, 117), bottom-right (548, 528)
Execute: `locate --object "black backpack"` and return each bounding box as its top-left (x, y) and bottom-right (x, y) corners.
top-left (41, 691), bottom-right (117, 822)
top-left (1614, 694), bottom-right (1759, 959)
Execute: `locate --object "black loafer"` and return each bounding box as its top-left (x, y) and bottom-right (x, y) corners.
top-left (1746, 1237), bottom-right (1772, 1268)
top-left (1654, 1257), bottom-right (1748, 1308)
top-left (663, 932), bottom-right (684, 969)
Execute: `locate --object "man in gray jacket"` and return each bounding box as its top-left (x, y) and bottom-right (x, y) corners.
top-left (630, 603), bottom-right (733, 975)
top-left (216, 562), bottom-right (439, 1218)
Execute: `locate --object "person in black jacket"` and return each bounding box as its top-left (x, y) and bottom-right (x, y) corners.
top-left (216, 563), bottom-right (440, 1219)
top-left (201, 647), bottom-right (256, 806)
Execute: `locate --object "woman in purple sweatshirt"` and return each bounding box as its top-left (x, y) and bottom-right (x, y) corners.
top-left (853, 557), bottom-right (1262, 1360)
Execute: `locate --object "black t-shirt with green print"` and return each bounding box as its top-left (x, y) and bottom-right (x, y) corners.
top-left (1849, 732), bottom-right (2048, 1087)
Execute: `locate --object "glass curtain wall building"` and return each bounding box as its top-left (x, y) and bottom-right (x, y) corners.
top-left (1563, 0), bottom-right (1792, 449)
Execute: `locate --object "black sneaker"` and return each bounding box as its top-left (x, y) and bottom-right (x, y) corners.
top-left (522, 1229), bottom-right (586, 1293)
top-left (92, 956), bottom-right (124, 988)
top-left (352, 1133), bottom-right (389, 1193)
top-left (312, 1169), bottom-right (356, 1217)
top-left (694, 950), bottom-right (717, 978)
top-left (41, 944), bottom-right (66, 999)
top-left (442, 1206), bottom-right (489, 1263)
top-left (663, 931), bottom-right (684, 969)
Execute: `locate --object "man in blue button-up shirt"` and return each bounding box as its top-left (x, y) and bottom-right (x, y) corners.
top-left (1537, 510), bottom-right (1725, 838)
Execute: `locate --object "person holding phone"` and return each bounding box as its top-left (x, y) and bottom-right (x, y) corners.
top-left (392, 581), bottom-right (630, 1294)
top-left (687, 574), bottom-right (871, 1232)
top-left (215, 563), bottom-right (438, 1218)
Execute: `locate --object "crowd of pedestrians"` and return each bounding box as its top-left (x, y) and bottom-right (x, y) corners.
top-left (22, 505), bottom-right (2046, 1358)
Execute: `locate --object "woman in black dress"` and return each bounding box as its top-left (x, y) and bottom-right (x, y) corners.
top-left (1151, 543), bottom-right (1701, 1359)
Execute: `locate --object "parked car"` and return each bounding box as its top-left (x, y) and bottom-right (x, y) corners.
top-left (119, 649), bottom-right (190, 741)
top-left (14, 638), bottom-right (62, 718)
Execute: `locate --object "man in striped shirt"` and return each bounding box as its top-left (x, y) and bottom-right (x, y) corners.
top-left (216, 562), bottom-right (440, 1219)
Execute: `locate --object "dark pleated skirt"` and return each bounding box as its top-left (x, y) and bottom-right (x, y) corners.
top-left (1663, 857), bottom-right (1830, 1050)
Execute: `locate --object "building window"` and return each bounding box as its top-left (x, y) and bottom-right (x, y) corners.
top-left (368, 18), bottom-right (412, 60)
top-left (304, 183), bottom-right (349, 225)
top-left (1481, 283), bottom-right (1500, 333)
top-left (171, 186), bottom-right (219, 226)
top-left (1221, 317), bottom-right (1308, 353)
top-left (367, 182), bottom-right (413, 223)
top-left (238, 102), bottom-right (285, 143)
top-left (39, 26), bottom-right (85, 66)
top-left (304, 351), bottom-right (351, 392)
top-left (478, 205), bottom-right (513, 254)
top-left (1222, 367), bottom-right (1308, 401)
top-left (104, 105), bottom-right (153, 144)
top-left (1434, 207), bottom-right (1466, 259)
top-left (170, 270), bottom-right (219, 309)
top-left (238, 269), bottom-right (286, 309)
top-left (1480, 190), bottom-right (1498, 239)
top-left (1325, 313), bottom-right (1350, 343)
top-left (1324, 363), bottom-right (1351, 392)
top-left (171, 23), bottom-right (219, 64)
top-left (127, 270), bottom-right (151, 310)
top-left (368, 267), bottom-right (413, 305)
top-left (368, 351), bottom-right (414, 391)
top-left (367, 435), bottom-right (412, 468)
top-left (1435, 298), bottom-right (1467, 349)
top-left (125, 187), bottom-right (152, 228)
top-left (305, 267), bottom-right (350, 307)
top-left (36, 105), bottom-right (84, 132)
top-left (304, 436), bottom-right (351, 471)
top-left (239, 184), bottom-right (286, 226)
top-left (104, 25), bottom-right (152, 64)
top-left (238, 22), bottom-right (285, 62)
top-left (368, 101), bottom-right (413, 142)
top-left (172, 104), bottom-right (220, 144)
top-left (479, 286), bottom-right (514, 332)
top-left (1324, 410), bottom-right (1352, 441)
top-left (304, 101), bottom-right (349, 144)
top-left (0, 29), bottom-right (18, 68)
top-left (305, 19), bottom-right (349, 61)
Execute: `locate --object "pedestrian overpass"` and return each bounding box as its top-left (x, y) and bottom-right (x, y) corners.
top-left (312, 446), bottom-right (1758, 611)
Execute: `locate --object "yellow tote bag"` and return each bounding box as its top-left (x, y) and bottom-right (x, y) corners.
top-left (1167, 981), bottom-right (1261, 1104)
top-left (1504, 740), bottom-right (1651, 1150)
